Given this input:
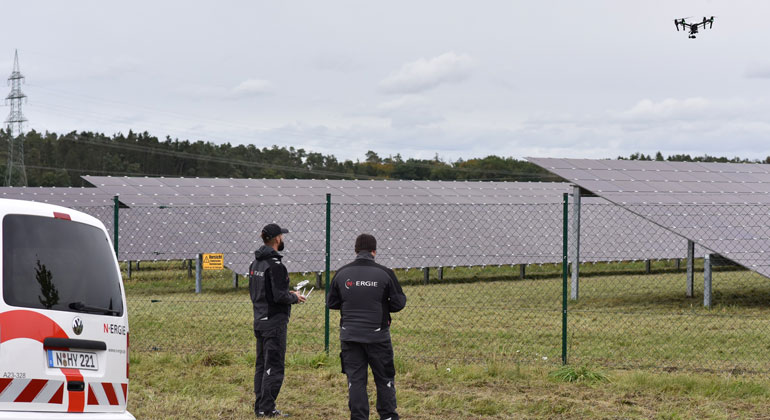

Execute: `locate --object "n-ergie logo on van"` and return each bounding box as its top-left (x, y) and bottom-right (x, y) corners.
top-left (104, 323), bottom-right (127, 335)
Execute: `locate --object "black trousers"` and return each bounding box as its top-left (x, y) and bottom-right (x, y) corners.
top-left (254, 324), bottom-right (288, 413)
top-left (341, 340), bottom-right (399, 420)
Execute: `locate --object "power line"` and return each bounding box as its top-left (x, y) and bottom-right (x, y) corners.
top-left (25, 83), bottom-right (364, 144)
top-left (24, 163), bottom-right (193, 178)
top-left (49, 133), bottom-right (560, 181)
top-left (7, 131), bottom-right (560, 182)
top-left (21, 83), bottom-right (559, 180)
top-left (52, 134), bottom-right (382, 180)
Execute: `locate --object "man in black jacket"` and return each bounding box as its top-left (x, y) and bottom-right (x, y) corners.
top-left (327, 233), bottom-right (407, 420)
top-left (249, 223), bottom-right (306, 418)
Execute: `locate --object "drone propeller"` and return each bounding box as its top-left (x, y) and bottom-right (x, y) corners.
top-left (674, 17), bottom-right (689, 30)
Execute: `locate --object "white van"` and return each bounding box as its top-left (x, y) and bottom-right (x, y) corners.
top-left (0, 199), bottom-right (134, 419)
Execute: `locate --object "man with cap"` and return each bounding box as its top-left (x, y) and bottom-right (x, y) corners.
top-left (327, 233), bottom-right (407, 420)
top-left (249, 223), bottom-right (306, 418)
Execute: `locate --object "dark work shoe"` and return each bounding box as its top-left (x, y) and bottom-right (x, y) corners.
top-left (257, 409), bottom-right (289, 418)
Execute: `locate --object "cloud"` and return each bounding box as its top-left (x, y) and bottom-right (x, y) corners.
top-left (513, 97), bottom-right (770, 160)
top-left (745, 62), bottom-right (770, 79)
top-left (617, 97), bottom-right (713, 122)
top-left (379, 52), bottom-right (473, 94)
top-left (238, 95), bottom-right (770, 163)
top-left (182, 78), bottom-right (273, 100)
top-left (231, 79), bottom-right (273, 97)
top-left (376, 95), bottom-right (444, 128)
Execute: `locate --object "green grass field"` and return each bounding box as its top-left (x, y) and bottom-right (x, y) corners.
top-left (123, 261), bottom-right (770, 418)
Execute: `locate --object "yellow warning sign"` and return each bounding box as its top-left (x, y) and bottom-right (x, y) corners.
top-left (202, 253), bottom-right (224, 270)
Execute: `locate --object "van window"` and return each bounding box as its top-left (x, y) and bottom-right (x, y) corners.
top-left (3, 214), bottom-right (123, 316)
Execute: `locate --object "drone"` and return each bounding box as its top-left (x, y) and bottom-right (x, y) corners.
top-left (674, 16), bottom-right (715, 39)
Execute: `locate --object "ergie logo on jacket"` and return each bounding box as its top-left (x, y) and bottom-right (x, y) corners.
top-left (345, 279), bottom-right (379, 289)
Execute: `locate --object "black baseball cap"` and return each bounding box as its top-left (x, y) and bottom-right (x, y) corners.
top-left (261, 223), bottom-right (288, 240)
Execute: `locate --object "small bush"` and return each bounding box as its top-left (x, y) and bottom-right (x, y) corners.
top-left (200, 352), bottom-right (233, 367)
top-left (549, 365), bottom-right (608, 384)
top-left (288, 352), bottom-right (328, 368)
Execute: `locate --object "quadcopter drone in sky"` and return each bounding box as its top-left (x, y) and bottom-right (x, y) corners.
top-left (674, 16), bottom-right (715, 39)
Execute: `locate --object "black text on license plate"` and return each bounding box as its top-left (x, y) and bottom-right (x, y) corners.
top-left (47, 350), bottom-right (98, 371)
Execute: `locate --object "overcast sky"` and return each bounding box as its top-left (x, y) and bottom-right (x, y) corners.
top-left (2, 0), bottom-right (769, 162)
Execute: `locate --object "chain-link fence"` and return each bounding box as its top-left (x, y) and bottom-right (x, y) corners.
top-left (568, 202), bottom-right (770, 374)
top-left (71, 196), bottom-right (770, 373)
top-left (327, 202), bottom-right (564, 365)
top-left (112, 203), bottom-right (327, 356)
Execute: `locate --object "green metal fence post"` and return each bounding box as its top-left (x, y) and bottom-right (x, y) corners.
top-left (562, 192), bottom-right (568, 365)
top-left (324, 193), bottom-right (331, 355)
top-left (113, 195), bottom-right (119, 258)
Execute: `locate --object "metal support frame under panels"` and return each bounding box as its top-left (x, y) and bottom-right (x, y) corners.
top-left (704, 253), bottom-right (712, 308)
top-left (686, 240), bottom-right (695, 298)
top-left (196, 253), bottom-right (203, 293)
top-left (570, 185), bottom-right (581, 300)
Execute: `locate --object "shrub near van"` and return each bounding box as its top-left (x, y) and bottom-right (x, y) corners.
top-left (0, 199), bottom-right (134, 419)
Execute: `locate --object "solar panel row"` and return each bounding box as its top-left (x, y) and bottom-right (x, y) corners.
top-left (74, 176), bottom-right (698, 274)
top-left (0, 187), bottom-right (116, 206)
top-left (527, 158), bottom-right (770, 204)
top-left (527, 158), bottom-right (770, 278)
top-left (0, 177), bottom-right (704, 275)
top-left (81, 176), bottom-right (569, 205)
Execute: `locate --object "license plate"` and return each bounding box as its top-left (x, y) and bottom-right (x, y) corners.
top-left (47, 350), bottom-right (98, 371)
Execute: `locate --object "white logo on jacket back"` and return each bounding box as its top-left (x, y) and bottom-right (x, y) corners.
top-left (344, 279), bottom-right (378, 289)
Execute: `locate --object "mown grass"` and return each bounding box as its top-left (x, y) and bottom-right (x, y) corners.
top-left (124, 261), bottom-right (770, 371)
top-left (128, 351), bottom-right (770, 419)
top-left (122, 261), bottom-right (770, 418)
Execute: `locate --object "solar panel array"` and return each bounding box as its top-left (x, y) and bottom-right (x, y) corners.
top-left (527, 158), bottom-right (770, 277)
top-left (0, 187), bottom-right (117, 206)
top-left (526, 158), bottom-right (770, 205)
top-left (81, 176), bottom-right (569, 206)
top-left (74, 176), bottom-right (701, 274)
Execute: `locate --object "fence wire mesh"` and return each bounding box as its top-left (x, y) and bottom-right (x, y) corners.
top-left (568, 202), bottom-right (770, 374)
top-left (327, 203), bottom-right (564, 366)
top-left (70, 198), bottom-right (770, 374)
top-left (93, 204), bottom-right (327, 356)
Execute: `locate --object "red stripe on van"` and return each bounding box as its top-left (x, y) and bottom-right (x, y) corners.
top-left (0, 311), bottom-right (87, 411)
top-left (49, 384), bottom-right (64, 404)
top-left (103, 383), bottom-right (119, 406)
top-left (61, 369), bottom-right (84, 413)
top-left (87, 384), bottom-right (99, 405)
top-left (0, 378), bottom-right (11, 394)
top-left (15, 379), bottom-right (47, 403)
top-left (0, 310), bottom-right (69, 344)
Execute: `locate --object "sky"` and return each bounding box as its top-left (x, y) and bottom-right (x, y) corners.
top-left (2, 0), bottom-right (770, 163)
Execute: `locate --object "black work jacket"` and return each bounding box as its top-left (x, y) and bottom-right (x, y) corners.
top-left (327, 252), bottom-right (407, 343)
top-left (249, 245), bottom-right (298, 330)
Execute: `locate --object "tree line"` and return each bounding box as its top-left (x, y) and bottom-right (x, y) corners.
top-left (0, 129), bottom-right (766, 187)
top-left (0, 129), bottom-right (559, 186)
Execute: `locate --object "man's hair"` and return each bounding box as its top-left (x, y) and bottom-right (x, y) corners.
top-left (355, 233), bottom-right (377, 253)
top-left (261, 232), bottom-right (278, 244)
